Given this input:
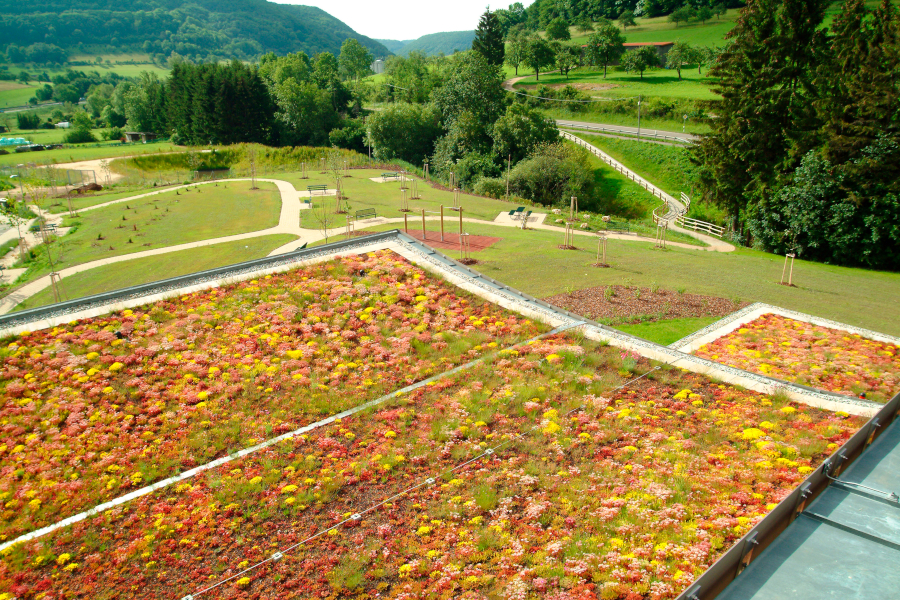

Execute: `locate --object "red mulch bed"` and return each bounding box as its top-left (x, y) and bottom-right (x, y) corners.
top-left (399, 229), bottom-right (501, 252)
top-left (544, 285), bottom-right (751, 324)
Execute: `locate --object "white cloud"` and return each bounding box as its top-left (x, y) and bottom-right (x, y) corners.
top-left (272, 0), bottom-right (535, 41)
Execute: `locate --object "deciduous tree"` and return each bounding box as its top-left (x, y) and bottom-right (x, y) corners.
top-left (665, 41), bottom-right (693, 80)
top-left (585, 25), bottom-right (626, 78)
top-left (618, 10), bottom-right (637, 31)
top-left (523, 37), bottom-right (556, 81)
top-left (622, 45), bottom-right (659, 79)
top-left (546, 17), bottom-right (571, 41)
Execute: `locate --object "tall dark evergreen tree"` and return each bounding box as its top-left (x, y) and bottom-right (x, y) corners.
top-left (472, 10), bottom-right (505, 67)
top-left (693, 0), bottom-right (830, 229)
top-left (819, 0), bottom-right (900, 175)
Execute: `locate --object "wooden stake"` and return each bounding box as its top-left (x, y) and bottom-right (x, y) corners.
top-left (421, 209), bottom-right (426, 240)
top-left (404, 212), bottom-right (408, 233)
top-left (440, 205), bottom-right (444, 241)
top-left (788, 253), bottom-right (796, 286)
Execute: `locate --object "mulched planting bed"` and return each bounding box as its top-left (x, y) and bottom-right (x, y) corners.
top-left (399, 230), bottom-right (502, 253)
top-left (545, 285), bottom-right (750, 325)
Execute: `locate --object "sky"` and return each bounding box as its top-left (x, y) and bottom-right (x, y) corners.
top-left (272, 0), bottom-right (535, 41)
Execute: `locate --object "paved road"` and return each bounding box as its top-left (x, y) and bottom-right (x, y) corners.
top-left (556, 119), bottom-right (699, 143)
top-left (502, 75), bottom-right (699, 144)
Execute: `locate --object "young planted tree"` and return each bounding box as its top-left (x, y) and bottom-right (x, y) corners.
top-left (665, 41), bottom-right (694, 80)
top-left (586, 25), bottom-right (626, 78)
top-left (619, 10), bottom-right (637, 31)
top-left (577, 18), bottom-right (595, 33)
top-left (473, 9), bottom-right (506, 66)
top-left (622, 45), bottom-right (659, 79)
top-left (713, 3), bottom-right (728, 19)
top-left (523, 37), bottom-right (556, 81)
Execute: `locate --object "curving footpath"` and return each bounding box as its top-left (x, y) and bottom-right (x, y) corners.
top-left (0, 171), bottom-right (735, 314)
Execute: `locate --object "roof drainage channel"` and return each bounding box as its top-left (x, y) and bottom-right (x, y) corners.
top-left (714, 414), bottom-right (900, 600)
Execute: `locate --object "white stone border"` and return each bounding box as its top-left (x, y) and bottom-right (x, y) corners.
top-left (671, 302), bottom-right (900, 354)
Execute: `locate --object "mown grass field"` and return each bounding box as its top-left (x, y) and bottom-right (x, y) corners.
top-left (14, 181), bottom-right (281, 283)
top-left (348, 221), bottom-right (900, 337)
top-left (512, 64), bottom-right (719, 100)
top-left (0, 140), bottom-right (178, 168)
top-left (281, 168), bottom-right (541, 230)
top-left (13, 233), bottom-right (297, 311)
top-left (0, 81), bottom-right (39, 109)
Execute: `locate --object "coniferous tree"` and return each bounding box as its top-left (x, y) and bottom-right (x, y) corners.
top-left (473, 10), bottom-right (505, 67)
top-left (819, 0), bottom-right (900, 170)
top-left (693, 0), bottom-right (830, 228)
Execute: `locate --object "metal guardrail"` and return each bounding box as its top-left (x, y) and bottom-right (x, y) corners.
top-left (676, 389), bottom-right (900, 600)
top-left (558, 122), bottom-right (694, 145)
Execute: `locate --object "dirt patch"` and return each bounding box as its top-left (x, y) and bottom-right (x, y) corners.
top-left (517, 82), bottom-right (621, 93)
top-left (544, 285), bottom-right (750, 324)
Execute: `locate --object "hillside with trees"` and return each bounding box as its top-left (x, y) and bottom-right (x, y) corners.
top-left (694, 0), bottom-right (900, 270)
top-left (392, 31), bottom-right (476, 56)
top-left (0, 0), bottom-right (390, 65)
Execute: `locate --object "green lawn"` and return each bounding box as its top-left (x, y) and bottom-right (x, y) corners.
top-left (615, 316), bottom-right (722, 345)
top-left (348, 221), bottom-right (900, 337)
top-left (280, 169), bottom-right (544, 230)
top-left (16, 181), bottom-right (282, 282)
top-left (13, 233), bottom-right (297, 312)
top-left (512, 65), bottom-right (719, 101)
top-left (44, 183), bottom-right (185, 214)
top-left (0, 140), bottom-right (178, 167)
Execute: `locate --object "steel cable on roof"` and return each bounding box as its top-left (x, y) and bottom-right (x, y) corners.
top-left (178, 354), bottom-right (663, 599)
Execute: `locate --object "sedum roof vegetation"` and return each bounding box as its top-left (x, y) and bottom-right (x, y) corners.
top-left (0, 251), bottom-right (865, 600)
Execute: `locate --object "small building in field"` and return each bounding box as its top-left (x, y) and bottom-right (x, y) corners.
top-left (124, 132), bottom-right (157, 143)
top-left (622, 42), bottom-right (675, 65)
top-left (371, 60), bottom-right (385, 75)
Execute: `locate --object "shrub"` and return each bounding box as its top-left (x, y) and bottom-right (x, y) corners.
top-left (473, 177), bottom-right (506, 199)
top-left (63, 129), bottom-right (98, 144)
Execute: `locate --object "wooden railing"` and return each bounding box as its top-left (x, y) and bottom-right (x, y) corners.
top-left (561, 131), bottom-right (728, 239)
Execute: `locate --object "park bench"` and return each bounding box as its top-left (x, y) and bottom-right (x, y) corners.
top-left (381, 172), bottom-right (399, 181)
top-left (307, 184), bottom-right (328, 197)
top-left (508, 207), bottom-right (525, 219)
top-left (605, 221), bottom-right (630, 233)
top-left (356, 208), bottom-right (377, 220)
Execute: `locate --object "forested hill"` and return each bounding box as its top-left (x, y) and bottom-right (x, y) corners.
top-left (382, 31), bottom-right (476, 57)
top-left (0, 0), bottom-right (391, 63)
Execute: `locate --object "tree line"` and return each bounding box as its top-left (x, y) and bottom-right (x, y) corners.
top-left (695, 0), bottom-right (900, 271)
